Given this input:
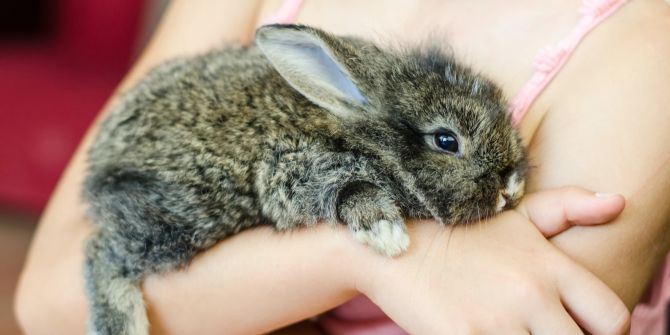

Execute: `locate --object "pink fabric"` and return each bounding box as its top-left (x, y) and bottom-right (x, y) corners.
top-left (265, 0), bottom-right (305, 24)
top-left (318, 296), bottom-right (409, 335)
top-left (508, 0), bottom-right (629, 124)
top-left (0, 0), bottom-right (143, 211)
top-left (631, 255), bottom-right (670, 335)
top-left (268, 0), bottom-right (669, 334)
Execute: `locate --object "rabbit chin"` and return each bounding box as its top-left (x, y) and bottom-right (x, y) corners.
top-left (456, 203), bottom-right (498, 224)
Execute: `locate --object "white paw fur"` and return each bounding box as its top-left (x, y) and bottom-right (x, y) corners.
top-left (354, 220), bottom-right (410, 257)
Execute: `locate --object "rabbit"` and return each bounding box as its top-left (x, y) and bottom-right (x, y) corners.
top-left (83, 24), bottom-right (527, 335)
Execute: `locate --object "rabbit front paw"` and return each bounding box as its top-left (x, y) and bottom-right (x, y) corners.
top-left (337, 184), bottom-right (409, 257)
top-left (353, 218), bottom-right (410, 257)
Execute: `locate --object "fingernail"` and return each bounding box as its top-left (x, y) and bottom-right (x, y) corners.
top-left (595, 192), bottom-right (617, 198)
top-left (609, 307), bottom-right (631, 335)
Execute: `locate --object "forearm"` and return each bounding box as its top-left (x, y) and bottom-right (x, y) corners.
top-left (143, 224), bottom-right (361, 334)
top-left (17, 218), bottom-right (362, 335)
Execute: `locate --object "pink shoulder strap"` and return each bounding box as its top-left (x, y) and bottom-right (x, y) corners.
top-left (265, 0), bottom-right (305, 24)
top-left (508, 0), bottom-right (629, 124)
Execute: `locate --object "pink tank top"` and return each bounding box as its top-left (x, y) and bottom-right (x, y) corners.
top-left (268, 1), bottom-right (668, 333)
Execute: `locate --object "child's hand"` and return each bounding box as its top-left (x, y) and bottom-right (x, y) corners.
top-left (354, 187), bottom-right (628, 335)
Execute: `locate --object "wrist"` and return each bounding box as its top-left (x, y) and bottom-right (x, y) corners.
top-left (349, 219), bottom-right (451, 300)
top-left (320, 224), bottom-right (374, 296)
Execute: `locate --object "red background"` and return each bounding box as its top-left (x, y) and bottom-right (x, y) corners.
top-left (0, 0), bottom-right (145, 212)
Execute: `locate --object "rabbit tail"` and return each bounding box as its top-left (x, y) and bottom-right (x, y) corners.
top-left (85, 233), bottom-right (149, 335)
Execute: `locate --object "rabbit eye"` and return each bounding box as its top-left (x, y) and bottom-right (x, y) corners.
top-left (433, 131), bottom-right (460, 155)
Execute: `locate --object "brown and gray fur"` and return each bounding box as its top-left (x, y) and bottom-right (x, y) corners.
top-left (83, 25), bottom-right (527, 335)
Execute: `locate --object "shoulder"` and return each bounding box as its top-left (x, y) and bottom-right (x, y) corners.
top-left (525, 1), bottom-right (670, 190)
top-left (596, 0), bottom-right (670, 96)
top-left (534, 1), bottom-right (670, 129)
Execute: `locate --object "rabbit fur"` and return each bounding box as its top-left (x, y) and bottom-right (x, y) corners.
top-left (83, 24), bottom-right (527, 335)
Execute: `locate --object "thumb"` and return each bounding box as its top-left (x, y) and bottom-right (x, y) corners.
top-left (516, 187), bottom-right (625, 238)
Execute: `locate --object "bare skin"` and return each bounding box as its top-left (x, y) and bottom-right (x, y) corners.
top-left (14, 0), bottom-right (670, 334)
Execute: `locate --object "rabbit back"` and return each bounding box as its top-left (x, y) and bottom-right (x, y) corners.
top-left (85, 45), bottom-right (350, 275)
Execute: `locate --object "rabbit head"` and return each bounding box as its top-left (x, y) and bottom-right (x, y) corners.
top-left (256, 25), bottom-right (527, 224)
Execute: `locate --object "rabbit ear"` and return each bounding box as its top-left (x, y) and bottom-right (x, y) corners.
top-left (256, 25), bottom-right (369, 120)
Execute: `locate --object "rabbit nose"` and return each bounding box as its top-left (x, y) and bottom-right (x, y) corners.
top-left (495, 171), bottom-right (525, 212)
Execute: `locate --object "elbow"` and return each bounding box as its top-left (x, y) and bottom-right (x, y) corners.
top-left (13, 268), bottom-right (54, 335)
top-left (13, 262), bottom-right (88, 335)
top-left (14, 271), bottom-right (39, 335)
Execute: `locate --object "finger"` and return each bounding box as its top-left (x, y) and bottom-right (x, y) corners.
top-left (518, 187), bottom-right (625, 237)
top-left (527, 300), bottom-right (583, 335)
top-left (557, 261), bottom-right (630, 335)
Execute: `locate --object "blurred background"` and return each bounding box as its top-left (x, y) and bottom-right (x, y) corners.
top-left (0, 0), bottom-right (167, 333)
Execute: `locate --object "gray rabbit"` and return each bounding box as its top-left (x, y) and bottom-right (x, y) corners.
top-left (83, 24), bottom-right (527, 335)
